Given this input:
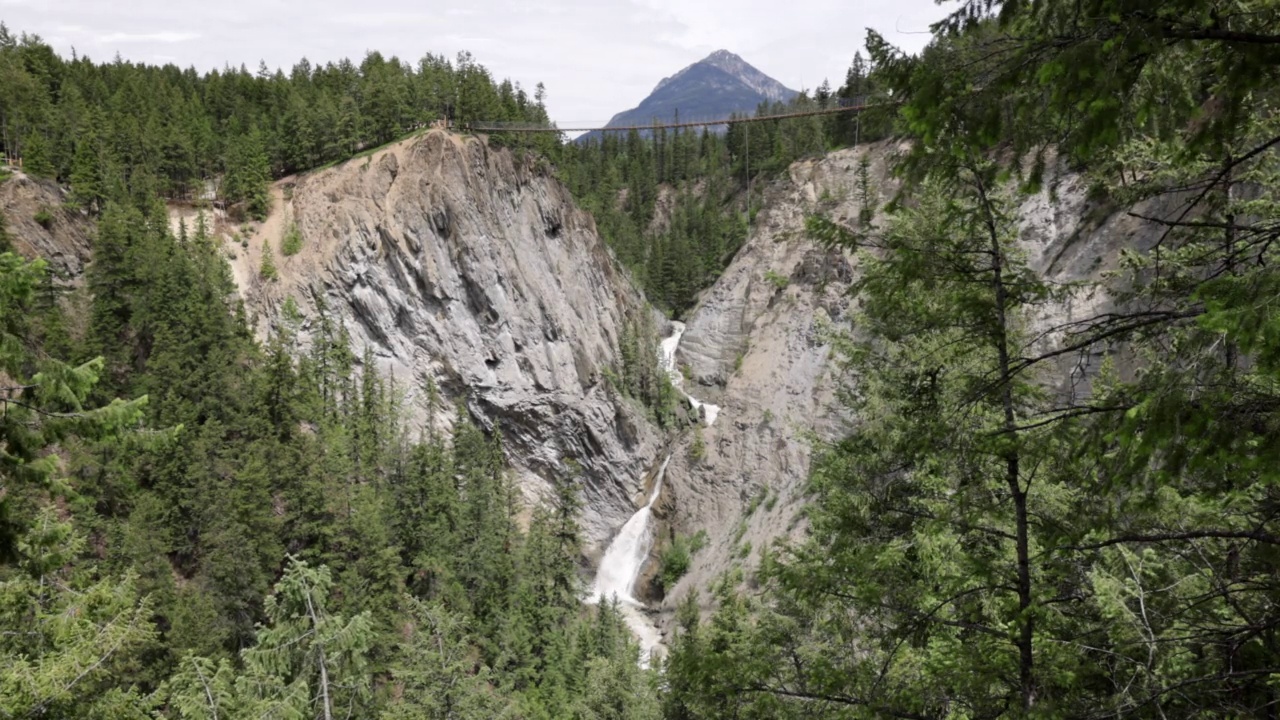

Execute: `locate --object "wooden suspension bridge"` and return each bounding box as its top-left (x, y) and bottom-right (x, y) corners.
top-left (466, 97), bottom-right (887, 134)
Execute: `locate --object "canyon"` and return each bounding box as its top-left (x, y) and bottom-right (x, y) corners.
top-left (5, 128), bottom-right (1156, 655)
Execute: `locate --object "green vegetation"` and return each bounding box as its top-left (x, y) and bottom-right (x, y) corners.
top-left (0, 24), bottom-right (553, 217)
top-left (281, 222), bottom-right (303, 256)
top-left (763, 488), bottom-right (778, 512)
top-left (657, 530), bottom-right (708, 591)
top-left (5, 0), bottom-right (1279, 715)
top-left (0, 194), bottom-right (656, 716)
top-left (556, 58), bottom-right (893, 317)
top-left (259, 239), bottom-right (277, 280)
top-left (664, 2), bottom-right (1280, 718)
top-left (763, 268), bottom-right (788, 290)
top-left (615, 313), bottom-right (680, 427)
top-left (32, 204), bottom-right (52, 229)
top-left (282, 296), bottom-right (302, 323)
top-left (688, 427), bottom-right (705, 461)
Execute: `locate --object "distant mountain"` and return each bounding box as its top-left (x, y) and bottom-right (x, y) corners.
top-left (578, 50), bottom-right (797, 142)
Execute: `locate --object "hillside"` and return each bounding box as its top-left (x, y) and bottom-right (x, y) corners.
top-left (4, 1), bottom-right (1280, 717)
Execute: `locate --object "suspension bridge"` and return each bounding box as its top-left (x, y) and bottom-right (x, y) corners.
top-left (466, 97), bottom-right (887, 134)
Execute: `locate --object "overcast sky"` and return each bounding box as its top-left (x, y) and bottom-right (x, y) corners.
top-left (1, 0), bottom-right (951, 125)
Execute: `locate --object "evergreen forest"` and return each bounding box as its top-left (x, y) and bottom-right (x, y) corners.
top-left (3, 0), bottom-right (1280, 717)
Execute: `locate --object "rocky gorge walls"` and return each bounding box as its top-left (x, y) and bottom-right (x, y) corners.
top-left (3, 129), bottom-right (1166, 655)
top-left (227, 131), bottom-right (666, 549)
top-left (643, 144), bottom-right (900, 618)
top-left (648, 139), bottom-right (1169, 635)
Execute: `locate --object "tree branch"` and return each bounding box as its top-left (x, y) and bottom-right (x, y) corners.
top-left (1063, 529), bottom-right (1280, 552)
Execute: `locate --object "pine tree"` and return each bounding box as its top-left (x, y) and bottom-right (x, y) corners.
top-left (2, 249), bottom-right (148, 557)
top-left (20, 131), bottom-right (53, 177)
top-left (381, 599), bottom-right (510, 720)
top-left (168, 557), bottom-right (376, 719)
top-left (68, 133), bottom-right (104, 211)
top-left (224, 129), bottom-right (271, 221)
top-left (0, 509), bottom-right (157, 718)
top-left (259, 238), bottom-right (277, 280)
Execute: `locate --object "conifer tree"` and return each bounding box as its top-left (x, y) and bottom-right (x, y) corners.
top-left (259, 238), bottom-right (277, 280)
top-left (19, 131), bottom-right (53, 177)
top-left (224, 129), bottom-right (271, 220)
top-left (168, 557), bottom-right (376, 719)
top-left (0, 509), bottom-right (157, 718)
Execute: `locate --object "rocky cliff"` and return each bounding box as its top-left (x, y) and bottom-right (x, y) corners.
top-left (5, 131), bottom-right (1159, 645)
top-left (648, 140), bottom-right (1162, 631)
top-left (225, 131), bottom-right (666, 549)
top-left (0, 171), bottom-right (93, 281)
top-left (645, 145), bottom-right (897, 613)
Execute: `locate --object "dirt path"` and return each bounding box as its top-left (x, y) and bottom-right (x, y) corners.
top-left (221, 184), bottom-right (287, 299)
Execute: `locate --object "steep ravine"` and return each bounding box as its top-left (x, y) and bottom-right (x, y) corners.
top-left (4, 132), bottom-right (1157, 658)
top-left (649, 140), bottom-right (1168, 639)
top-left (227, 130), bottom-right (665, 550)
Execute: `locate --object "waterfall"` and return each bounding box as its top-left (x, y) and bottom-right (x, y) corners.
top-left (588, 455), bottom-right (671, 665)
top-left (659, 321), bottom-right (720, 426)
top-left (586, 320), bottom-right (722, 665)
top-left (590, 455), bottom-right (670, 605)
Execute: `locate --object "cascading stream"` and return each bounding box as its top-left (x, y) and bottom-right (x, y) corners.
top-left (660, 321), bottom-right (719, 426)
top-left (588, 455), bottom-right (670, 666)
top-left (588, 321), bottom-right (721, 666)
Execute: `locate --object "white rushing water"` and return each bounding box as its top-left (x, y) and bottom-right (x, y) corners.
top-left (588, 455), bottom-right (671, 666)
top-left (659, 321), bottom-right (720, 426)
top-left (586, 321), bottom-right (721, 666)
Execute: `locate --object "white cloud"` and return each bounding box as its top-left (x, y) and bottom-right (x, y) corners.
top-left (96, 31), bottom-right (200, 43)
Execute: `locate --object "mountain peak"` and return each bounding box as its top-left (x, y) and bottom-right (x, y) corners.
top-left (643, 50), bottom-right (796, 114)
top-left (579, 50), bottom-right (796, 141)
top-left (704, 49), bottom-right (742, 63)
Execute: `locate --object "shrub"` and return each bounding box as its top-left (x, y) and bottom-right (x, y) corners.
top-left (689, 428), bottom-right (705, 462)
top-left (282, 296), bottom-right (302, 322)
top-left (745, 486), bottom-right (768, 516)
top-left (658, 530), bottom-right (709, 591)
top-left (34, 206), bottom-right (54, 229)
top-left (281, 223), bottom-right (302, 256)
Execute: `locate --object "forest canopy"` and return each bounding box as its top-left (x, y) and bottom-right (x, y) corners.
top-left (4, 0), bottom-right (1279, 716)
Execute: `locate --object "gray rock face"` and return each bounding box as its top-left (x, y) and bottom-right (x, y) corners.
top-left (0, 172), bottom-right (93, 281)
top-left (653, 140), bottom-right (1168, 626)
top-left (651, 144), bottom-right (903, 613)
top-left (229, 131), bottom-right (664, 549)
